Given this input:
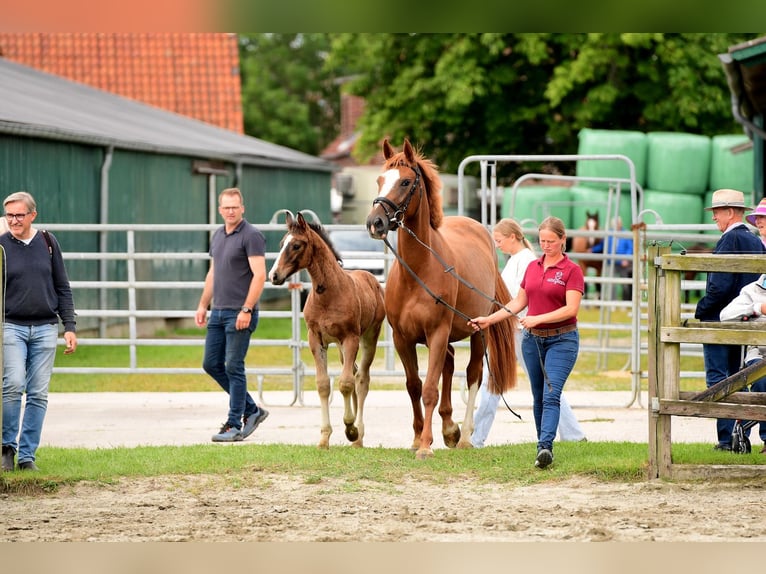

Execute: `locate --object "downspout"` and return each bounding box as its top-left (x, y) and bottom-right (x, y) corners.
top-left (99, 146), bottom-right (114, 338)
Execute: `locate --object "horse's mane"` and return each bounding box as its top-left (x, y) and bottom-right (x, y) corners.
top-left (288, 217), bottom-right (342, 262)
top-left (384, 146), bottom-right (444, 229)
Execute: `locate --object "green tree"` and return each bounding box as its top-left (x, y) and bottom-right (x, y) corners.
top-left (239, 33), bottom-right (340, 156)
top-left (326, 33), bottom-right (760, 180)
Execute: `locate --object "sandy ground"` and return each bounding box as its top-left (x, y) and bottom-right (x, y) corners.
top-left (3, 390), bottom-right (766, 542)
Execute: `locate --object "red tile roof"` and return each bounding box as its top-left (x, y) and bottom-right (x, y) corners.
top-left (0, 32), bottom-right (243, 133)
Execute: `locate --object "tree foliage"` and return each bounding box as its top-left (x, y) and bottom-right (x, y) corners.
top-left (324, 33), bottom-right (760, 180)
top-left (239, 34), bottom-right (340, 156)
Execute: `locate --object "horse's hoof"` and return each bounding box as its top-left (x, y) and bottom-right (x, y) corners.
top-left (415, 448), bottom-right (434, 460)
top-left (317, 443), bottom-right (329, 450)
top-left (444, 427), bottom-right (461, 448)
top-left (345, 425), bottom-right (359, 442)
top-left (457, 440), bottom-right (474, 449)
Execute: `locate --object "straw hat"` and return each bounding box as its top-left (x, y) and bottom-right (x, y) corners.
top-left (746, 197), bottom-right (766, 225)
top-left (704, 188), bottom-right (752, 211)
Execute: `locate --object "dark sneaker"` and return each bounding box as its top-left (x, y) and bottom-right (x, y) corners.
top-left (535, 448), bottom-right (553, 469)
top-left (713, 443), bottom-right (732, 452)
top-left (211, 423), bottom-right (243, 442)
top-left (242, 408), bottom-right (269, 439)
top-left (17, 461), bottom-right (39, 471)
top-left (2, 445), bottom-right (15, 472)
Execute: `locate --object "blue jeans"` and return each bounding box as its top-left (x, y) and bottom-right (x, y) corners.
top-left (2, 322), bottom-right (58, 464)
top-left (471, 329), bottom-right (585, 447)
top-left (202, 308), bottom-right (260, 429)
top-left (702, 343), bottom-right (743, 446)
top-left (521, 329), bottom-right (579, 452)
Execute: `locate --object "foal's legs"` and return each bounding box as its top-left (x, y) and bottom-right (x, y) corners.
top-left (308, 330), bottom-right (333, 449)
top-left (338, 336), bottom-right (362, 445)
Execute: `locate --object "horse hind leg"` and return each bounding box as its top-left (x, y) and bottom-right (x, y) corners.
top-left (440, 343), bottom-right (461, 449)
top-left (338, 339), bottom-right (363, 445)
top-left (309, 337), bottom-right (333, 449)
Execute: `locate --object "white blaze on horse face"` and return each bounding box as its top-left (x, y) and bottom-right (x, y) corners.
top-left (269, 233), bottom-right (294, 278)
top-left (377, 169), bottom-right (402, 197)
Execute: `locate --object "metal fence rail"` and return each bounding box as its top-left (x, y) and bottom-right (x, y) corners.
top-left (38, 218), bottom-right (712, 408)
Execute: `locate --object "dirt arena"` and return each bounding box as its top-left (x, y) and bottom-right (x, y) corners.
top-left (3, 390), bottom-right (766, 542)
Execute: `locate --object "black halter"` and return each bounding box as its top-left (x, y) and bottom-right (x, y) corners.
top-left (371, 162), bottom-right (422, 229)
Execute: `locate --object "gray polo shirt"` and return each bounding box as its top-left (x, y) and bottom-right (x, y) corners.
top-left (209, 219), bottom-right (266, 310)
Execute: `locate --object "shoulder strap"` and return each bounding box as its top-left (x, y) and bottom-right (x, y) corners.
top-left (41, 229), bottom-right (53, 258)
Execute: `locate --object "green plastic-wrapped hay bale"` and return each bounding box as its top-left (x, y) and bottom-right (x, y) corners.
top-left (642, 189), bottom-right (703, 225)
top-left (646, 132), bottom-right (711, 194)
top-left (502, 186), bottom-right (573, 228)
top-left (570, 186), bottom-right (633, 231)
top-left (709, 134), bottom-right (754, 193)
top-left (575, 129), bottom-right (648, 190)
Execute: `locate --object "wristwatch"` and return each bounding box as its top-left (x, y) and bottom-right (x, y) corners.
top-left (240, 306), bottom-right (252, 314)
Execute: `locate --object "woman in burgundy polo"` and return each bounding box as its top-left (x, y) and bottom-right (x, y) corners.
top-left (470, 216), bottom-right (584, 469)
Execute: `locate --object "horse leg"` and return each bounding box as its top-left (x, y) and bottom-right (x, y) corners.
top-left (351, 331), bottom-right (379, 448)
top-left (395, 337), bottom-right (424, 452)
top-left (440, 343), bottom-right (461, 448)
top-left (417, 331), bottom-right (451, 459)
top-left (308, 331), bottom-right (332, 449)
top-left (338, 336), bottom-right (362, 445)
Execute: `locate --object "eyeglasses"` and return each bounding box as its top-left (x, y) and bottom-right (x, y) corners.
top-left (4, 213), bottom-right (30, 221)
top-left (219, 206), bottom-right (242, 212)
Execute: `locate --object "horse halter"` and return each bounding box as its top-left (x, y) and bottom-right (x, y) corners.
top-left (371, 162), bottom-right (422, 230)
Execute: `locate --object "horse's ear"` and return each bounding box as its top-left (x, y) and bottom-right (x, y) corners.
top-left (383, 139), bottom-right (394, 160)
top-left (296, 212), bottom-right (308, 230)
top-left (403, 139), bottom-right (415, 163)
top-left (284, 210), bottom-right (294, 226)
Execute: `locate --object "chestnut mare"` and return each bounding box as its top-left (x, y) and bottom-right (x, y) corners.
top-left (366, 139), bottom-right (517, 459)
top-left (269, 211), bottom-right (386, 449)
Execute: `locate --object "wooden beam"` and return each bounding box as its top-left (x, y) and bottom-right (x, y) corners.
top-left (679, 391), bottom-right (766, 404)
top-left (662, 326), bottom-right (766, 346)
top-left (660, 399), bottom-right (766, 421)
top-left (689, 361), bottom-right (766, 402)
top-left (670, 464), bottom-right (766, 480)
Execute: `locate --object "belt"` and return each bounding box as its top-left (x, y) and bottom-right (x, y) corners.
top-left (527, 324), bottom-right (577, 338)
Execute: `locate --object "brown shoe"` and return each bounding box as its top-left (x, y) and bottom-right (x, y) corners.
top-left (760, 445), bottom-right (766, 454)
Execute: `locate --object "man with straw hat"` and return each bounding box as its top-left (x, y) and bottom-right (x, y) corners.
top-left (695, 189), bottom-right (766, 451)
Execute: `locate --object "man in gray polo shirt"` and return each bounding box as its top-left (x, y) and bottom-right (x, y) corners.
top-left (195, 188), bottom-right (269, 442)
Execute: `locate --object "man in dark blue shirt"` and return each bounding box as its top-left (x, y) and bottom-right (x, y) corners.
top-left (695, 188), bottom-right (766, 451)
top-left (195, 188), bottom-right (269, 442)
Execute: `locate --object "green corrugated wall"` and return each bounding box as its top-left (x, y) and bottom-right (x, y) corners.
top-left (0, 134), bottom-right (332, 328)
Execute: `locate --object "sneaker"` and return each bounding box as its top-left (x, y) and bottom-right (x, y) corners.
top-left (535, 448), bottom-right (553, 469)
top-left (17, 461), bottom-right (39, 471)
top-left (713, 443), bottom-right (732, 452)
top-left (211, 423), bottom-right (243, 442)
top-left (242, 408), bottom-right (269, 439)
top-left (2, 445), bottom-right (15, 472)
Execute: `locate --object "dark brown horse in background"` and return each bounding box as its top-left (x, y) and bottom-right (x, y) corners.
top-left (569, 210), bottom-right (603, 276)
top-left (365, 139), bottom-right (517, 459)
top-left (269, 211), bottom-right (386, 448)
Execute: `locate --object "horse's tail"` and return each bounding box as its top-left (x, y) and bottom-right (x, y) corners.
top-left (487, 273), bottom-right (518, 394)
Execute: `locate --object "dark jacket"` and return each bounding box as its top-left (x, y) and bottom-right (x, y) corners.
top-left (695, 223), bottom-right (766, 321)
